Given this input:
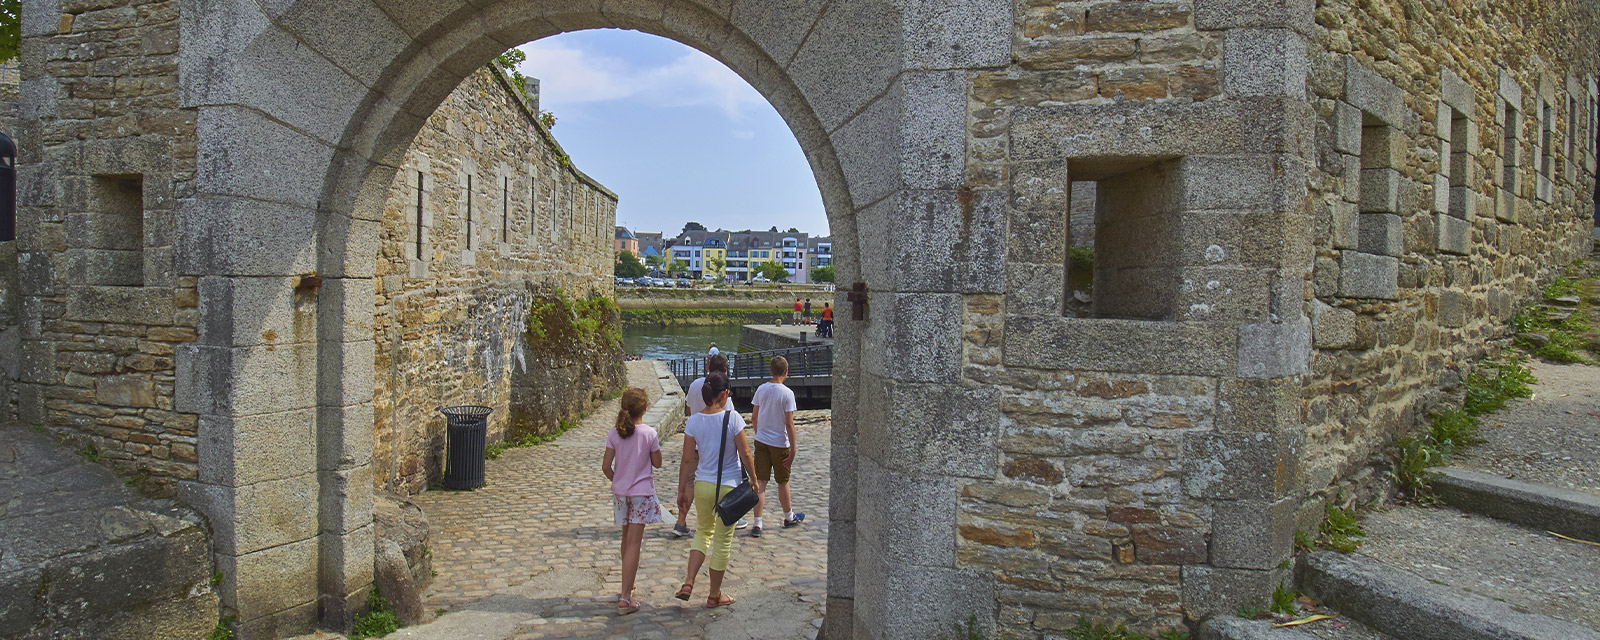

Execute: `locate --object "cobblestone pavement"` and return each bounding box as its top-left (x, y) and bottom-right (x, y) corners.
top-left (399, 362), bottom-right (831, 640)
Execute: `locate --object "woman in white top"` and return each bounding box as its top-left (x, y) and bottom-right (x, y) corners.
top-left (674, 372), bottom-right (756, 608)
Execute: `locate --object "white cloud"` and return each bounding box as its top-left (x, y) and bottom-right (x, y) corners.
top-left (517, 40), bottom-right (766, 118)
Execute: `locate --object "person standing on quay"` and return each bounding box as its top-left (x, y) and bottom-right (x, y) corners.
top-left (601, 388), bottom-right (661, 614)
top-left (675, 372), bottom-right (756, 607)
top-left (747, 356), bottom-right (803, 537)
top-left (674, 354), bottom-right (743, 536)
top-left (793, 298), bottom-right (802, 324)
top-left (802, 298), bottom-right (812, 326)
top-left (819, 302), bottom-right (833, 337)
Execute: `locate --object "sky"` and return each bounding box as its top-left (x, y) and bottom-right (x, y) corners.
top-left (512, 29), bottom-right (829, 238)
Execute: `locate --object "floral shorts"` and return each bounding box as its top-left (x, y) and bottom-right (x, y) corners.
top-left (614, 494), bottom-right (665, 526)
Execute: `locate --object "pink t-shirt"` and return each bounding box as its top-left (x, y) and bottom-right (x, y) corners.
top-left (606, 424), bottom-right (660, 497)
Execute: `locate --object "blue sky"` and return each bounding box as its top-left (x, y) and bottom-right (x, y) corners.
top-left (512, 30), bottom-right (829, 238)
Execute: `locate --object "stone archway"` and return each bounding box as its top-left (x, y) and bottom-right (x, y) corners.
top-left (177, 1), bottom-right (1005, 637)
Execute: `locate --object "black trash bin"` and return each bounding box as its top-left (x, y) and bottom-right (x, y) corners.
top-left (439, 406), bottom-right (491, 490)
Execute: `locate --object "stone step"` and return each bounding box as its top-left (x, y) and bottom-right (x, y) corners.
top-left (1200, 618), bottom-right (1320, 640)
top-left (1432, 467), bottom-right (1600, 541)
top-left (1297, 551), bottom-right (1600, 640)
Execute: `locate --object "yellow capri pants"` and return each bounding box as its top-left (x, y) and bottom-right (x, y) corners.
top-left (690, 481), bottom-right (737, 571)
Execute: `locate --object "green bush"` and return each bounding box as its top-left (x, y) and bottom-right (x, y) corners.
top-left (350, 586), bottom-right (401, 639)
top-left (525, 289), bottom-right (621, 351)
top-left (1320, 504), bottom-right (1365, 553)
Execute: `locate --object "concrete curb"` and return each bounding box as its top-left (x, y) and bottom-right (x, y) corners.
top-left (1432, 467), bottom-right (1600, 541)
top-left (1297, 552), bottom-right (1600, 640)
top-left (641, 360), bottom-right (687, 437)
top-left (1199, 618), bottom-right (1320, 640)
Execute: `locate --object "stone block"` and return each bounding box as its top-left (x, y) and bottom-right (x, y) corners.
top-left (1360, 125), bottom-right (1405, 169)
top-left (900, 72), bottom-right (966, 191)
top-left (1193, 0), bottom-right (1314, 32)
top-left (1338, 251), bottom-right (1398, 299)
top-left (1005, 315), bottom-right (1238, 375)
top-left (1328, 156), bottom-right (1357, 205)
top-left (830, 95), bottom-right (898, 211)
top-left (1310, 299), bottom-right (1359, 349)
top-left (853, 541), bottom-right (994, 640)
top-left (1358, 168), bottom-right (1400, 213)
top-left (1431, 174), bottom-right (1450, 213)
top-left (95, 374), bottom-right (157, 408)
top-left (189, 474), bottom-right (319, 556)
top-left (1182, 565), bottom-right (1290, 621)
top-left (1498, 69), bottom-right (1523, 106)
top-left (1440, 67), bottom-right (1475, 116)
top-left (728, 0), bottom-right (829, 70)
top-left (174, 197), bottom-right (318, 277)
top-left (318, 404), bottom-right (377, 471)
top-left (1011, 99), bottom-right (1309, 161)
top-left (1236, 320), bottom-right (1310, 378)
top-left (270, 0), bottom-right (413, 90)
top-left (320, 339), bottom-right (376, 408)
top-left (1182, 430), bottom-right (1301, 500)
top-left (1216, 377), bottom-right (1301, 432)
top-left (857, 379), bottom-right (1000, 479)
top-left (830, 442), bottom-right (858, 521)
top-left (855, 457), bottom-right (958, 568)
top-left (318, 465), bottom-right (375, 535)
top-left (786, 0), bottom-right (901, 132)
top-left (1179, 154), bottom-right (1279, 210)
top-left (65, 286), bottom-right (174, 326)
top-left (900, 0), bottom-right (1011, 69)
top-left (1345, 56), bottom-right (1404, 126)
top-left (1333, 101), bottom-right (1362, 154)
top-left (1447, 186), bottom-right (1478, 221)
top-left (215, 537), bottom-right (318, 623)
top-left (1223, 29), bottom-right (1306, 98)
top-left (1495, 188), bottom-right (1519, 223)
top-left (861, 293), bottom-right (963, 384)
top-left (193, 106), bottom-right (339, 211)
top-left (1435, 213), bottom-right (1469, 255)
top-left (1357, 213), bottom-right (1402, 256)
top-left (174, 343), bottom-right (318, 417)
top-left (1437, 290), bottom-right (1469, 328)
top-left (198, 410), bottom-right (316, 487)
top-left (197, 276), bottom-right (300, 348)
top-left (1211, 497), bottom-right (1297, 569)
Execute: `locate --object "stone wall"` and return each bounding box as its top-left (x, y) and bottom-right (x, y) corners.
top-left (952, 1), bottom-right (1600, 636)
top-left (7, 0), bottom-right (199, 495)
top-left (372, 67), bottom-right (617, 495)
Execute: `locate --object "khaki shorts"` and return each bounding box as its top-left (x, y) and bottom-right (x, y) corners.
top-left (753, 441), bottom-right (791, 484)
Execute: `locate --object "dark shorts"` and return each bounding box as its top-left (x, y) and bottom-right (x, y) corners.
top-left (753, 441), bottom-right (791, 484)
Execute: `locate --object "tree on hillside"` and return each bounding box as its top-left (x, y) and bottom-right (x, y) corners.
top-left (811, 265), bottom-right (835, 283)
top-left (0, 0), bottom-right (18, 63)
top-left (615, 251), bottom-right (647, 278)
top-left (682, 222), bottom-right (707, 234)
top-left (786, 227), bottom-right (799, 233)
top-left (754, 262), bottom-right (790, 281)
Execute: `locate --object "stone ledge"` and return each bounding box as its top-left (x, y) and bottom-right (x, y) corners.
top-left (1297, 551), bottom-right (1600, 640)
top-left (643, 360), bottom-right (687, 437)
top-left (1431, 467), bottom-right (1600, 542)
top-left (1199, 617), bottom-right (1319, 640)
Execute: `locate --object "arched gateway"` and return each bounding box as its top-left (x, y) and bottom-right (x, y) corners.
top-left (13, 0), bottom-right (1600, 638)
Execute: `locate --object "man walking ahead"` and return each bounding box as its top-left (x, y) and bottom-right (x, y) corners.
top-left (748, 356), bottom-right (804, 537)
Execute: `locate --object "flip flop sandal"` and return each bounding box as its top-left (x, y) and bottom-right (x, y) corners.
top-left (675, 583), bottom-right (694, 601)
top-left (618, 598), bottom-right (640, 615)
top-left (706, 593), bottom-right (736, 608)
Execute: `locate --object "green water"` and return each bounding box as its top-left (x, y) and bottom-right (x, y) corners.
top-left (622, 324), bottom-right (744, 361)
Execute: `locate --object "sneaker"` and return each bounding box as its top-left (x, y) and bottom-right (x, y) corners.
top-left (750, 526), bottom-right (763, 538)
top-left (783, 512), bottom-right (806, 528)
top-left (736, 519), bottom-right (750, 529)
top-left (669, 523), bottom-right (692, 538)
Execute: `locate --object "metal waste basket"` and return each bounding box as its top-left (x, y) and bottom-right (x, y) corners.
top-left (439, 406), bottom-right (491, 490)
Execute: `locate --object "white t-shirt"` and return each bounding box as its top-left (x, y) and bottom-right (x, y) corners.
top-left (684, 410), bottom-right (746, 486)
top-left (685, 377), bottom-right (733, 414)
top-left (708, 346), bottom-right (720, 356)
top-left (751, 381), bottom-right (797, 449)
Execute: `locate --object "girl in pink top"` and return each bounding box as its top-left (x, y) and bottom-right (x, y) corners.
top-left (602, 388), bottom-right (662, 614)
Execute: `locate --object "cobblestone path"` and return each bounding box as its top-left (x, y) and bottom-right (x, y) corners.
top-left (396, 362), bottom-right (831, 640)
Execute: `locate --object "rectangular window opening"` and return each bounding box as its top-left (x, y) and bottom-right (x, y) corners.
top-left (87, 174), bottom-right (144, 286)
top-left (1062, 159), bottom-right (1181, 320)
top-left (415, 171), bottom-right (425, 260)
top-left (502, 176), bottom-right (510, 243)
top-left (466, 174), bottom-right (474, 250)
top-left (1357, 119), bottom-right (1402, 257)
top-left (1503, 104), bottom-right (1521, 196)
top-left (1540, 102), bottom-right (1554, 179)
top-left (1447, 109), bottom-right (1471, 217)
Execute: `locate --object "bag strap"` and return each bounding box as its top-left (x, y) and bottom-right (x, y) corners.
top-left (714, 410), bottom-right (730, 503)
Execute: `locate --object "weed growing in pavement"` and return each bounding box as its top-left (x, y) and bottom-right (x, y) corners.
top-left (1293, 529), bottom-right (1314, 552)
top-left (1513, 281), bottom-right (1599, 363)
top-left (1058, 617), bottom-right (1189, 640)
top-left (1237, 606), bottom-right (1270, 620)
top-left (1320, 504), bottom-right (1366, 553)
top-left (1270, 582), bottom-right (1299, 615)
top-left (1462, 359), bottom-right (1537, 415)
top-left (207, 616), bottom-right (235, 640)
top-left (1396, 358), bottom-right (1535, 497)
top-left (350, 585), bottom-right (401, 639)
top-left (76, 443), bottom-right (100, 463)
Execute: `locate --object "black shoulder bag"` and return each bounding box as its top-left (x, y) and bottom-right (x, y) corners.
top-left (713, 410), bottom-right (758, 526)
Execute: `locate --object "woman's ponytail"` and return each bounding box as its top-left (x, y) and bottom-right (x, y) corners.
top-left (614, 387), bottom-right (649, 439)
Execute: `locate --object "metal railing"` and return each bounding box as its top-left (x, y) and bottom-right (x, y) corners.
top-left (667, 343), bottom-right (834, 387)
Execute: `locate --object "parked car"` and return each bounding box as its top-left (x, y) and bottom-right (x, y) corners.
top-left (633, 276), bottom-right (653, 286)
top-left (676, 278), bottom-right (692, 288)
top-left (752, 275), bottom-right (771, 284)
top-left (778, 278), bottom-right (793, 284)
top-left (652, 278), bottom-right (668, 287)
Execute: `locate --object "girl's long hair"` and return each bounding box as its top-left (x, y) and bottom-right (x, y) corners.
top-left (615, 387), bottom-right (649, 439)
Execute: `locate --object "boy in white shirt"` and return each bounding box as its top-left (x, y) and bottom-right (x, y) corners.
top-left (748, 356), bottom-right (803, 537)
